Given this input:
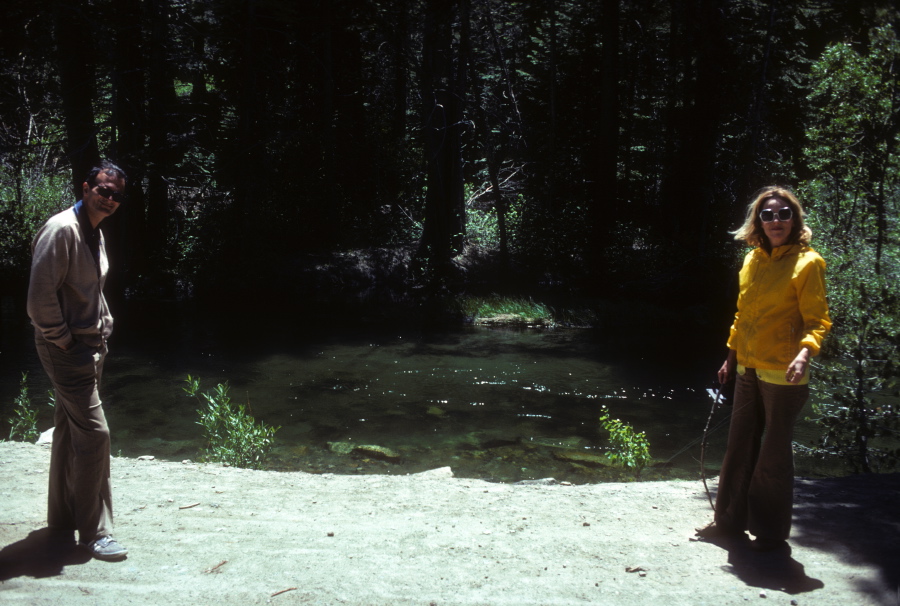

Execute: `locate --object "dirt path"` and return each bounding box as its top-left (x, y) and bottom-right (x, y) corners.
top-left (1, 441), bottom-right (897, 605)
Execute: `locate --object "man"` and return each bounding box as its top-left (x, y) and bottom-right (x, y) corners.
top-left (27, 160), bottom-right (128, 561)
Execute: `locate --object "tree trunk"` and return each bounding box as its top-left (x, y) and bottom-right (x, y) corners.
top-left (589, 0), bottom-right (620, 284)
top-left (236, 0), bottom-right (260, 212)
top-left (146, 0), bottom-right (178, 257)
top-left (112, 0), bottom-right (147, 281)
top-left (659, 0), bottom-right (727, 255)
top-left (418, 0), bottom-right (468, 285)
top-left (742, 0), bottom-right (777, 198)
top-left (53, 0), bottom-right (99, 198)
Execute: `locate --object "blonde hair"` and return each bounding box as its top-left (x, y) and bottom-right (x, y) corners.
top-left (732, 186), bottom-right (812, 250)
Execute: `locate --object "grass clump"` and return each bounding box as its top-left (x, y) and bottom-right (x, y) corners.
top-left (184, 375), bottom-right (280, 469)
top-left (459, 295), bottom-right (554, 325)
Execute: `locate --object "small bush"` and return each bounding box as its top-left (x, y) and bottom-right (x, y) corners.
top-left (184, 375), bottom-right (279, 469)
top-left (599, 406), bottom-right (652, 476)
top-left (7, 373), bottom-right (49, 442)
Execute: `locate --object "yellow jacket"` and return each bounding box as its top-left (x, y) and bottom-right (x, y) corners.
top-left (727, 244), bottom-right (831, 371)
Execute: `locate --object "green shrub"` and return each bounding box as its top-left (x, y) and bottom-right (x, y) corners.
top-left (7, 373), bottom-right (50, 442)
top-left (599, 406), bottom-right (652, 476)
top-left (184, 375), bottom-right (279, 469)
top-left (800, 25), bottom-right (900, 472)
top-left (0, 165), bottom-right (70, 280)
top-left (805, 257), bottom-right (900, 472)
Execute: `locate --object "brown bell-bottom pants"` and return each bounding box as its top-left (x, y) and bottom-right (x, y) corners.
top-left (36, 335), bottom-right (113, 544)
top-left (714, 368), bottom-right (808, 541)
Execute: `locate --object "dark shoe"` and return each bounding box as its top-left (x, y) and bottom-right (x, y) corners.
top-left (82, 536), bottom-right (128, 561)
top-left (750, 537), bottom-right (789, 553)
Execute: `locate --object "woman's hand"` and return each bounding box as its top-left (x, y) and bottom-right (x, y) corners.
top-left (786, 348), bottom-right (810, 384)
top-left (718, 350), bottom-right (737, 384)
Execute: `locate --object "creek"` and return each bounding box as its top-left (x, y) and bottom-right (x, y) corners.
top-left (0, 296), bottom-right (848, 483)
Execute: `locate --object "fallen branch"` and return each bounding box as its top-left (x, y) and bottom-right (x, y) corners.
top-left (179, 502), bottom-right (201, 509)
top-left (204, 560), bottom-right (228, 574)
top-left (270, 587), bottom-right (298, 597)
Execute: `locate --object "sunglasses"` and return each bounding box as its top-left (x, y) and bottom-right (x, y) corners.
top-left (759, 207), bottom-right (792, 223)
top-left (94, 186), bottom-right (126, 203)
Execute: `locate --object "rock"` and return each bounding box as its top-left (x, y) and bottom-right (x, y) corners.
top-left (36, 427), bottom-right (54, 445)
top-left (474, 314), bottom-right (549, 327)
top-left (414, 467), bottom-right (454, 478)
top-left (137, 455), bottom-right (156, 461)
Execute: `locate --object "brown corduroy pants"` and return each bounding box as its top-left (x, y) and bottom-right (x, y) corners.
top-left (36, 335), bottom-right (113, 544)
top-left (714, 368), bottom-right (808, 541)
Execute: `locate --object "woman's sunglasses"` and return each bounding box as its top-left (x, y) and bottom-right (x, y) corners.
top-left (759, 207), bottom-right (792, 223)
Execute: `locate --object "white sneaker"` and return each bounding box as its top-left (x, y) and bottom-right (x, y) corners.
top-left (83, 536), bottom-right (128, 561)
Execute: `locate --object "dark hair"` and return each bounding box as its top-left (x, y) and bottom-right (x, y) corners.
top-left (86, 160), bottom-right (128, 187)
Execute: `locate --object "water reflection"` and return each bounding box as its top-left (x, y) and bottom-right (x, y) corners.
top-left (0, 297), bottom-right (847, 483)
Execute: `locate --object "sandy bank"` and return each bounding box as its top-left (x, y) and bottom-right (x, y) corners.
top-left (0, 441), bottom-right (897, 605)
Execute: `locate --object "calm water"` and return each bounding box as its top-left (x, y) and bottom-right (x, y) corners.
top-left (0, 296), bottom-right (846, 483)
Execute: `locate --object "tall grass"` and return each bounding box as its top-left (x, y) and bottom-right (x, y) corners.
top-left (457, 295), bottom-right (553, 324)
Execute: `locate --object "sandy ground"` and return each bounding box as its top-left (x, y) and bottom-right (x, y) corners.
top-left (0, 441), bottom-right (898, 606)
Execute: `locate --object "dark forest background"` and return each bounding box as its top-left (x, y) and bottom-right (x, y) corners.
top-left (1, 0), bottom-right (898, 470)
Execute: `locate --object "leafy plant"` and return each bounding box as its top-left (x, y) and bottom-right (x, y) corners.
top-left (0, 163), bottom-right (70, 281)
top-left (599, 406), bottom-right (652, 476)
top-left (801, 23), bottom-right (900, 472)
top-left (806, 261), bottom-right (900, 472)
top-left (7, 373), bottom-right (48, 442)
top-left (183, 375), bottom-right (280, 469)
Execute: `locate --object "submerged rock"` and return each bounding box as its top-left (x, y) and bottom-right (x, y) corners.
top-left (328, 441), bottom-right (356, 455)
top-left (352, 444), bottom-right (401, 462)
top-left (327, 441), bottom-right (401, 462)
top-left (551, 450), bottom-right (609, 468)
top-left (459, 431), bottom-right (520, 450)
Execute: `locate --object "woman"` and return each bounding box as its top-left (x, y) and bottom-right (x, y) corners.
top-left (710, 186), bottom-right (831, 551)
